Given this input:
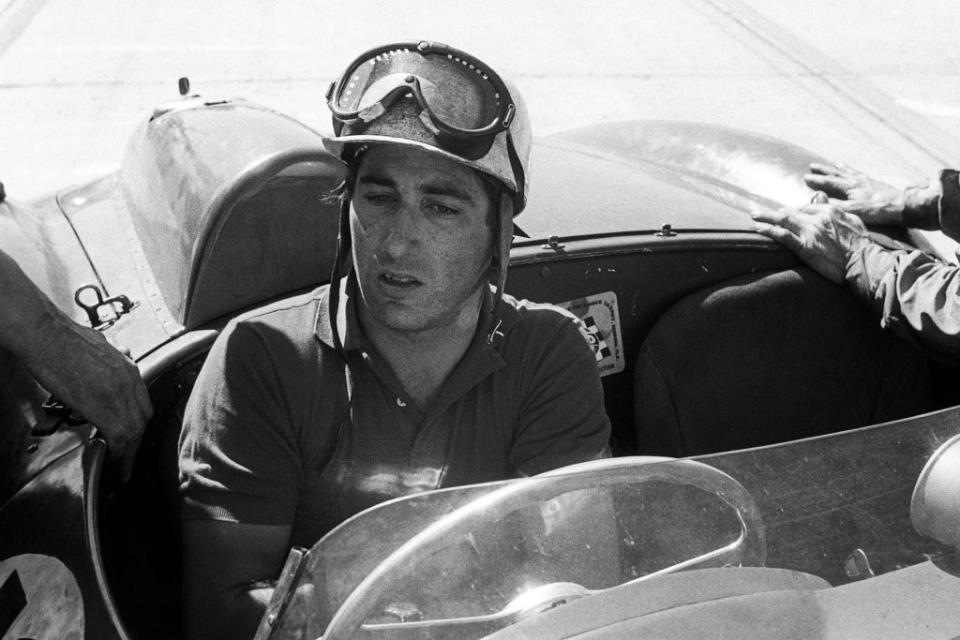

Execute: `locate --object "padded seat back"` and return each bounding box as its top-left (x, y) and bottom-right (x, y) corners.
top-left (634, 268), bottom-right (935, 456)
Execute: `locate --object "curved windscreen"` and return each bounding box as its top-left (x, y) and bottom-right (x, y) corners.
top-left (255, 409), bottom-right (960, 640)
top-left (263, 458), bottom-right (764, 639)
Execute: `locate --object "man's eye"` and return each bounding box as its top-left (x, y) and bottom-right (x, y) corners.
top-left (429, 203), bottom-right (459, 216)
top-left (363, 193), bottom-right (394, 205)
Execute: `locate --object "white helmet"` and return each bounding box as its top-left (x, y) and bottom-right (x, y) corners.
top-left (323, 40), bottom-right (531, 213)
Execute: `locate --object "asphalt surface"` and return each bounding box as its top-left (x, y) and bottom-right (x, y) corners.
top-left (1, 0), bottom-right (959, 200)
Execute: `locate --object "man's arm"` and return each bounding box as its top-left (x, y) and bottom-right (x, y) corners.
top-left (508, 315), bottom-right (611, 476)
top-left (179, 320), bottom-right (305, 638)
top-left (182, 520), bottom-right (291, 640)
top-left (750, 203), bottom-right (870, 286)
top-left (0, 248), bottom-right (152, 479)
top-left (844, 241), bottom-right (960, 361)
top-left (752, 203), bottom-right (960, 362)
top-left (803, 163), bottom-right (960, 241)
top-left (506, 315), bottom-right (617, 587)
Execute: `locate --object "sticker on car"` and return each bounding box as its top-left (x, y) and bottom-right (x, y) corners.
top-left (557, 291), bottom-right (625, 377)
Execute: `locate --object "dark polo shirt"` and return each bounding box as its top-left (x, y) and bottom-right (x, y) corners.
top-left (179, 277), bottom-right (610, 547)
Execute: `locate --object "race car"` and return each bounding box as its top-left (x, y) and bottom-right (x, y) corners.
top-left (2, 79), bottom-right (959, 638)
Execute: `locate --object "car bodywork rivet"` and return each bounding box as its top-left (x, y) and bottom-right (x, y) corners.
top-left (542, 235), bottom-right (565, 252)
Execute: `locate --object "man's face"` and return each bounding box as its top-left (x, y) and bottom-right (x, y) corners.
top-left (350, 144), bottom-right (495, 335)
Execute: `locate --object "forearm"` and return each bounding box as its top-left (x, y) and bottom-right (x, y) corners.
top-left (0, 249), bottom-right (66, 358)
top-left (845, 241), bottom-right (960, 361)
top-left (896, 168), bottom-right (960, 240)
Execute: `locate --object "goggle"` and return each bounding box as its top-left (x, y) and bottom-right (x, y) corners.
top-left (326, 41), bottom-right (517, 160)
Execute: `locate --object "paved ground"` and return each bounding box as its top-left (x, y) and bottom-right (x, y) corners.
top-left (1, 0), bottom-right (959, 200)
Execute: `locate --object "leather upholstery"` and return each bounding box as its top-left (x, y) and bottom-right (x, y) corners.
top-left (634, 268), bottom-right (936, 456)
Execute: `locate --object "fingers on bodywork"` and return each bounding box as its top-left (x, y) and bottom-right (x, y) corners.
top-left (751, 207), bottom-right (804, 249)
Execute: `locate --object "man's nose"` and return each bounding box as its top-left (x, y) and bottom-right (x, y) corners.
top-left (380, 203), bottom-right (420, 257)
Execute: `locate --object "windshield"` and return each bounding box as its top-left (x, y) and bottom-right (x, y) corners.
top-left (262, 410), bottom-right (959, 639)
top-left (266, 459), bottom-right (764, 639)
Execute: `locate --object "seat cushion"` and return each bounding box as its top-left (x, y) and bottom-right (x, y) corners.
top-left (634, 267), bottom-right (935, 456)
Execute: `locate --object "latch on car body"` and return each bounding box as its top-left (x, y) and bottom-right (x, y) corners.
top-left (74, 283), bottom-right (137, 330)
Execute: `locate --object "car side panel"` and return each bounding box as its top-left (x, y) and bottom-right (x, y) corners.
top-left (0, 440), bottom-right (123, 639)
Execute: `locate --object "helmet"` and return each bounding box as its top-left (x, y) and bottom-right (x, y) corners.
top-left (323, 40), bottom-right (531, 213)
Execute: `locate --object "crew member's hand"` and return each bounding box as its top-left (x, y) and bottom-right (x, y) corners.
top-left (804, 162), bottom-right (940, 229)
top-left (752, 199), bottom-right (871, 285)
top-left (21, 316), bottom-right (153, 481)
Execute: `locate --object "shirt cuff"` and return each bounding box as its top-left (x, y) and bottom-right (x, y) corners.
top-left (844, 239), bottom-right (901, 326)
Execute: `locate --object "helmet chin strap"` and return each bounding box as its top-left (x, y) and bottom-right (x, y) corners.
top-left (487, 191), bottom-right (515, 344)
top-left (328, 197), bottom-right (353, 358)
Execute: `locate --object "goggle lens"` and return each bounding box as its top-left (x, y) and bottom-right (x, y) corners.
top-left (330, 44), bottom-right (510, 136)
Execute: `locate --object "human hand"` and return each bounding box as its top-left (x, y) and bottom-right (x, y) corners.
top-left (804, 163), bottom-right (939, 229)
top-left (751, 202), bottom-right (870, 285)
top-left (22, 317), bottom-right (153, 481)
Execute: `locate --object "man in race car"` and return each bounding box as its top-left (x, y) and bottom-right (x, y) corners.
top-left (753, 163), bottom-right (960, 362)
top-left (178, 41), bottom-right (611, 639)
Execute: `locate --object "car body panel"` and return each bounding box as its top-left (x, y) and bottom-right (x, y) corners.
top-left (0, 439), bottom-right (123, 639)
top-left (0, 99), bottom-right (855, 338)
top-left (0, 194), bottom-right (99, 327)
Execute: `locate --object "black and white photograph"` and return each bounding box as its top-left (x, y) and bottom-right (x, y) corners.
top-left (2, 2), bottom-right (960, 638)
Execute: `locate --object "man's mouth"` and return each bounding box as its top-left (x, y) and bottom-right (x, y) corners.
top-left (379, 272), bottom-right (421, 287)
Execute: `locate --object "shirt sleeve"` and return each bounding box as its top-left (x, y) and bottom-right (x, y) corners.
top-left (845, 238), bottom-right (960, 362)
top-left (178, 320), bottom-right (303, 525)
top-left (509, 313), bottom-right (612, 476)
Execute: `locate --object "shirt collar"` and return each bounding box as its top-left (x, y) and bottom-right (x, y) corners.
top-left (314, 276), bottom-right (520, 353)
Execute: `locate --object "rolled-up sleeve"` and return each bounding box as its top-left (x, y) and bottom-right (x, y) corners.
top-left (845, 239), bottom-right (960, 362)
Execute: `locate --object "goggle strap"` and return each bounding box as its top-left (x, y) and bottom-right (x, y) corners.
top-left (506, 132), bottom-right (526, 207)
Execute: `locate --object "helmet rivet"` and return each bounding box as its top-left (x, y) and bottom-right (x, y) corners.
top-left (404, 75), bottom-right (415, 83)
